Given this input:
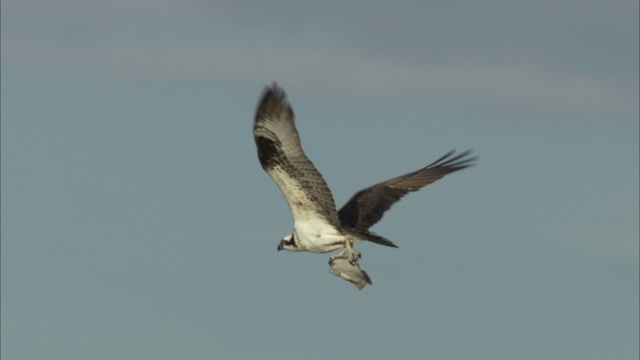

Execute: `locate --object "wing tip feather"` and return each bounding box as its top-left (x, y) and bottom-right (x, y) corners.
top-left (426, 149), bottom-right (478, 170)
top-left (255, 82), bottom-right (291, 119)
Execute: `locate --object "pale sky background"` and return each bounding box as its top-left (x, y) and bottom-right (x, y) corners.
top-left (2, 1), bottom-right (638, 360)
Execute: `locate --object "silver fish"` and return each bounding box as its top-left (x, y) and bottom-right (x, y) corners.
top-left (328, 256), bottom-right (372, 290)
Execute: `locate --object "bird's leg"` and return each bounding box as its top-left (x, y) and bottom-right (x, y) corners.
top-left (344, 240), bottom-right (361, 265)
top-left (348, 249), bottom-right (361, 265)
top-left (328, 240), bottom-right (361, 266)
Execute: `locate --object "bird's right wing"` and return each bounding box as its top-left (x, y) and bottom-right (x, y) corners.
top-left (338, 150), bottom-right (477, 230)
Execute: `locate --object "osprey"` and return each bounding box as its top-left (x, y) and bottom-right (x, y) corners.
top-left (253, 84), bottom-right (476, 289)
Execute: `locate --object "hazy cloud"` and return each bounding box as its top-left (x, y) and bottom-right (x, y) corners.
top-left (4, 31), bottom-right (636, 118)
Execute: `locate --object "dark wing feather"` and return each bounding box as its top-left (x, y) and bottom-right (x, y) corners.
top-left (253, 84), bottom-right (341, 229)
top-left (338, 150), bottom-right (476, 230)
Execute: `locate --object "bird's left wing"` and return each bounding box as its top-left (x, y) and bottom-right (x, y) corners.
top-left (253, 84), bottom-right (341, 229)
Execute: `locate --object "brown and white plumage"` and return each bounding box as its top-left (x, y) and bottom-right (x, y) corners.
top-left (254, 86), bottom-right (341, 231)
top-left (253, 83), bottom-right (476, 289)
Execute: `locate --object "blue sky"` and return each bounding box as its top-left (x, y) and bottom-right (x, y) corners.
top-left (2, 1), bottom-right (638, 359)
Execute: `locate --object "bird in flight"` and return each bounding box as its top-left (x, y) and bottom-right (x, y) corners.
top-left (253, 84), bottom-right (476, 289)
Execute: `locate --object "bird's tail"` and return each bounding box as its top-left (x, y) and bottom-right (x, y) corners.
top-left (345, 228), bottom-right (399, 248)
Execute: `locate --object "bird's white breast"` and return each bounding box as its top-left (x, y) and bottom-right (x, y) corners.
top-left (293, 215), bottom-right (345, 253)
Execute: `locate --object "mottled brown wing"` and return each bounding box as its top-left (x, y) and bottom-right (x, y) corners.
top-left (338, 150), bottom-right (477, 230)
top-left (253, 84), bottom-right (341, 229)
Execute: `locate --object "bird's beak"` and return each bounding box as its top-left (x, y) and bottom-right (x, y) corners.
top-left (277, 243), bottom-right (283, 251)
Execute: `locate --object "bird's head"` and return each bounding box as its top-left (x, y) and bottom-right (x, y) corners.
top-left (277, 233), bottom-right (299, 252)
